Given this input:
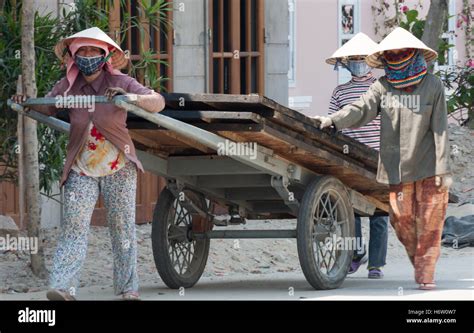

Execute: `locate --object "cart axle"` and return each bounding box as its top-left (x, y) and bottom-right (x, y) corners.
top-left (192, 229), bottom-right (297, 239)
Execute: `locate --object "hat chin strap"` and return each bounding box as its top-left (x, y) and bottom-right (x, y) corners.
top-left (103, 51), bottom-right (114, 63)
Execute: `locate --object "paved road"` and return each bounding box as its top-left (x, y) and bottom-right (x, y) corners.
top-left (1, 256), bottom-right (472, 300)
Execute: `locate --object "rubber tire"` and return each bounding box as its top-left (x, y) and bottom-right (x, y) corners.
top-left (152, 188), bottom-right (210, 289)
top-left (297, 176), bottom-right (355, 290)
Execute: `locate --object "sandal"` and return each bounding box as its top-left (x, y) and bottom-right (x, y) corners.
top-left (368, 267), bottom-right (384, 279)
top-left (418, 283), bottom-right (436, 290)
top-left (121, 291), bottom-right (141, 301)
top-left (348, 253), bottom-right (368, 274)
top-left (46, 288), bottom-right (76, 301)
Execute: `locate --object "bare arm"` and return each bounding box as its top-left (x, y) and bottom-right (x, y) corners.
top-left (135, 93), bottom-right (165, 113)
top-left (105, 86), bottom-right (166, 113)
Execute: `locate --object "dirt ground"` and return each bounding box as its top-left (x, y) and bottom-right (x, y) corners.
top-left (1, 218), bottom-right (473, 295)
top-left (1, 125), bottom-right (473, 295)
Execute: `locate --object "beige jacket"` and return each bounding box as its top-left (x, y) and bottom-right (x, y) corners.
top-left (329, 73), bottom-right (451, 185)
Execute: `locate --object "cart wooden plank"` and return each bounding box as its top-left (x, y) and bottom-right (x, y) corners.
top-left (160, 93), bottom-right (379, 168)
top-left (53, 93), bottom-right (459, 210)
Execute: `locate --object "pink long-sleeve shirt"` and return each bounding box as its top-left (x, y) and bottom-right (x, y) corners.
top-left (45, 70), bottom-right (164, 187)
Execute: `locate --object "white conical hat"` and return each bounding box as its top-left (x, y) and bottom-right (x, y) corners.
top-left (326, 32), bottom-right (379, 65)
top-left (366, 27), bottom-right (438, 68)
top-left (54, 27), bottom-right (128, 69)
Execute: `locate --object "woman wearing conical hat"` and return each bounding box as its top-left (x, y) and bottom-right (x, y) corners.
top-left (326, 32), bottom-right (389, 280)
top-left (12, 27), bottom-right (166, 300)
top-left (315, 27), bottom-right (452, 290)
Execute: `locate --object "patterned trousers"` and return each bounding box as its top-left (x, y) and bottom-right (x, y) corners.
top-left (388, 176), bottom-right (449, 284)
top-left (49, 162), bottom-right (138, 296)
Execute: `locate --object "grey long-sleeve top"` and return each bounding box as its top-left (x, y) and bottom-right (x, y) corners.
top-left (329, 73), bottom-right (451, 185)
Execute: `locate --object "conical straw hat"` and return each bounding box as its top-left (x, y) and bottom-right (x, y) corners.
top-left (366, 27), bottom-right (438, 68)
top-left (326, 32), bottom-right (379, 65)
top-left (54, 27), bottom-right (128, 69)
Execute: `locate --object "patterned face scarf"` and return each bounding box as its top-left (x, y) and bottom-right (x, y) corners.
top-left (74, 54), bottom-right (107, 76)
top-left (382, 48), bottom-right (427, 89)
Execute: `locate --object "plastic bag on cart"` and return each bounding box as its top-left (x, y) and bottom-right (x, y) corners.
top-left (442, 214), bottom-right (474, 248)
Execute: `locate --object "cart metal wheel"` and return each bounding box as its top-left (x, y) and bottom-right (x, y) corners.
top-left (152, 188), bottom-right (210, 289)
top-left (297, 176), bottom-right (355, 290)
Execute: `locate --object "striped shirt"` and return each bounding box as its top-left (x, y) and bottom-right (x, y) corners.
top-left (328, 75), bottom-right (381, 150)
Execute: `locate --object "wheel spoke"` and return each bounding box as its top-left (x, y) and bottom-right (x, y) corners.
top-left (184, 212), bottom-right (192, 226)
top-left (313, 244), bottom-right (322, 268)
top-left (325, 250), bottom-right (332, 273)
top-left (320, 244), bottom-right (330, 274)
top-left (322, 239), bottom-right (333, 272)
top-left (169, 200), bottom-right (193, 272)
top-left (172, 245), bottom-right (180, 272)
top-left (186, 243), bottom-right (193, 267)
top-left (330, 197), bottom-right (340, 216)
top-left (176, 242), bottom-right (187, 273)
top-left (176, 205), bottom-right (185, 225)
top-left (318, 197), bottom-right (327, 220)
top-left (181, 246), bottom-right (188, 274)
top-left (179, 206), bottom-right (188, 225)
top-left (311, 190), bottom-right (347, 276)
top-left (316, 196), bottom-right (324, 220)
top-left (169, 244), bottom-right (175, 265)
top-left (327, 245), bottom-right (338, 271)
top-left (327, 194), bottom-right (334, 219)
top-left (320, 194), bottom-right (331, 219)
top-left (173, 243), bottom-right (181, 271)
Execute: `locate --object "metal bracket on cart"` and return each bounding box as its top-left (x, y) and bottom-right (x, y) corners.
top-left (270, 175), bottom-right (300, 214)
top-left (167, 180), bottom-right (209, 218)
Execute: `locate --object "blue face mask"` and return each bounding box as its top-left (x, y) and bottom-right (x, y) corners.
top-left (346, 60), bottom-right (371, 77)
top-left (74, 55), bottom-right (105, 76)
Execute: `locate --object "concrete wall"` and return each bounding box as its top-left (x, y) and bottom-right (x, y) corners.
top-left (172, 0), bottom-right (208, 93)
top-left (264, 0), bottom-right (290, 106)
top-left (289, 0), bottom-right (338, 117)
top-left (33, 0), bottom-right (59, 16)
top-left (40, 185), bottom-right (62, 229)
top-left (34, 0), bottom-right (75, 17)
top-left (172, 0), bottom-right (290, 106)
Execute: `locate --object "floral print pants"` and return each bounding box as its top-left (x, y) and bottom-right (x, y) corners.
top-left (49, 161), bottom-right (138, 296)
top-left (389, 176), bottom-right (449, 284)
